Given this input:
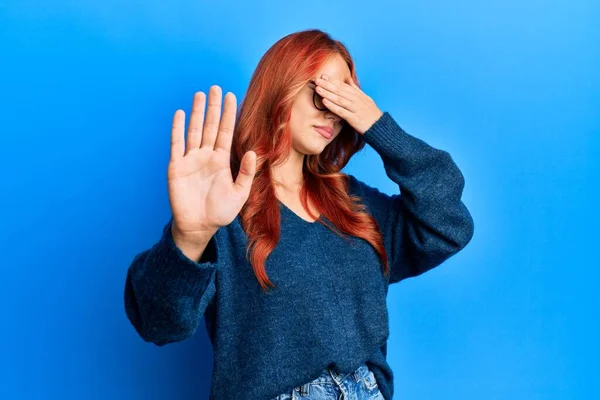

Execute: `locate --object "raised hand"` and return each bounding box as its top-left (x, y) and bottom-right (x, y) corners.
top-left (167, 86), bottom-right (257, 240)
top-left (313, 74), bottom-right (383, 135)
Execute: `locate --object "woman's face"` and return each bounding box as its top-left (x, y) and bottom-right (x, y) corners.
top-left (288, 54), bottom-right (352, 156)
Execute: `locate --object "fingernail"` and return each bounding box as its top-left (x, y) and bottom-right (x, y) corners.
top-left (322, 74), bottom-right (329, 80)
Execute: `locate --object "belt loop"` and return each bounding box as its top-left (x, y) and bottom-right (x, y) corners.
top-left (327, 366), bottom-right (340, 383)
top-left (353, 364), bottom-right (363, 382)
top-left (299, 382), bottom-right (310, 396)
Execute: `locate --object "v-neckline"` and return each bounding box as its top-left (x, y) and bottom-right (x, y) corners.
top-left (278, 199), bottom-right (321, 224)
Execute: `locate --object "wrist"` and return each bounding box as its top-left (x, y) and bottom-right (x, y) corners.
top-left (171, 223), bottom-right (216, 247)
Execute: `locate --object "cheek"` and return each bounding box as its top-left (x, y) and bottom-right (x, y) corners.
top-left (290, 106), bottom-right (316, 132)
top-left (287, 118), bottom-right (307, 145)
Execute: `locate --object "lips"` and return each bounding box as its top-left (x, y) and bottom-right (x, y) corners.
top-left (314, 125), bottom-right (333, 139)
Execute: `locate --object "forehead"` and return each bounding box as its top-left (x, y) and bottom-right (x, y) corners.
top-left (314, 54), bottom-right (352, 82)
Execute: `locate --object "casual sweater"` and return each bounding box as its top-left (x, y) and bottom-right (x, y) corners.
top-left (124, 111), bottom-right (475, 400)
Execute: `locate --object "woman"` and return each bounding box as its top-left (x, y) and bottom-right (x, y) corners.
top-left (124, 29), bottom-right (474, 400)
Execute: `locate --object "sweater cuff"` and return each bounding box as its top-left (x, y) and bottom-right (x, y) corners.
top-left (162, 218), bottom-right (219, 265)
top-left (145, 218), bottom-right (219, 296)
top-left (361, 111), bottom-right (423, 162)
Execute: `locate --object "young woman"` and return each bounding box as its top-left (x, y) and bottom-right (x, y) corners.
top-left (124, 29), bottom-right (474, 400)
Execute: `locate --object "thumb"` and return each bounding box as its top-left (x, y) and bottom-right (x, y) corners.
top-left (234, 150), bottom-right (257, 193)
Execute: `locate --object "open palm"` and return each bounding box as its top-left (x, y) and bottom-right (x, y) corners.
top-left (168, 86), bottom-right (257, 236)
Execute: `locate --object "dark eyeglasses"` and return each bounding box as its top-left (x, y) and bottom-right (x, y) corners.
top-left (308, 80), bottom-right (346, 126)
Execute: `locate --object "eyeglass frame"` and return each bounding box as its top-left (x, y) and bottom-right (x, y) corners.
top-left (307, 79), bottom-right (346, 127)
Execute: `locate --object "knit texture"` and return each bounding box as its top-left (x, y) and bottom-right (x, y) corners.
top-left (124, 111), bottom-right (475, 400)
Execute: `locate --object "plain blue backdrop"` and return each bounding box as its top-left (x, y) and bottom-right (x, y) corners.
top-left (1, 0), bottom-right (598, 399)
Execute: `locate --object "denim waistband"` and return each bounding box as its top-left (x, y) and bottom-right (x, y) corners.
top-left (294, 364), bottom-right (369, 396)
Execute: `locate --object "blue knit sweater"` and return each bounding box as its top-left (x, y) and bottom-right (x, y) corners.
top-left (124, 111), bottom-right (475, 400)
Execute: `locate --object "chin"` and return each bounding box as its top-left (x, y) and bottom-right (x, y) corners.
top-left (302, 148), bottom-right (324, 156)
top-left (292, 137), bottom-right (327, 156)
top-left (300, 144), bottom-right (325, 156)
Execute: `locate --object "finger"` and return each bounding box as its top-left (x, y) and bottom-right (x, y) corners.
top-left (346, 77), bottom-right (360, 88)
top-left (316, 77), bottom-right (356, 101)
top-left (186, 91), bottom-right (206, 153)
top-left (321, 97), bottom-right (352, 120)
top-left (344, 78), bottom-right (363, 98)
top-left (214, 92), bottom-right (237, 154)
top-left (316, 85), bottom-right (357, 112)
top-left (201, 85), bottom-right (222, 149)
top-left (234, 150), bottom-right (257, 193)
top-left (170, 109), bottom-right (185, 161)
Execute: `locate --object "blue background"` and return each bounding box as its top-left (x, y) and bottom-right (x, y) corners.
top-left (2, 0), bottom-right (598, 399)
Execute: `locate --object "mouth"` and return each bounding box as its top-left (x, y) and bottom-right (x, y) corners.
top-left (314, 126), bottom-right (333, 139)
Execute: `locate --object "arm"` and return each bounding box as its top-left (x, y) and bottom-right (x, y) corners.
top-left (123, 217), bottom-right (219, 345)
top-left (351, 112), bottom-right (475, 284)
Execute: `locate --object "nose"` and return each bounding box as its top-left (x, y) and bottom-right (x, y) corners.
top-left (325, 112), bottom-right (342, 125)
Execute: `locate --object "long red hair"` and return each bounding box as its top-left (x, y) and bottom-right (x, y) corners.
top-left (230, 29), bottom-right (389, 291)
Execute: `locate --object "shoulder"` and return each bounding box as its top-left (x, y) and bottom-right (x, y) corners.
top-left (343, 173), bottom-right (403, 230)
top-left (345, 173), bottom-right (397, 205)
top-left (345, 173), bottom-right (367, 195)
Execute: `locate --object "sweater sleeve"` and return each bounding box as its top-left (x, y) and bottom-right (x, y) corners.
top-left (123, 217), bottom-right (219, 345)
top-left (350, 111), bottom-right (475, 285)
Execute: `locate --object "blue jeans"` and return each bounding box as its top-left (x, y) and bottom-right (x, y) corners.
top-left (271, 364), bottom-right (385, 399)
